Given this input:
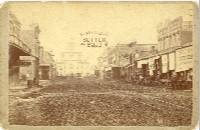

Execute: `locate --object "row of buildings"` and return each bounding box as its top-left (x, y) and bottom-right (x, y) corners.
top-left (96, 16), bottom-right (193, 86)
top-left (0, 5), bottom-right (55, 87)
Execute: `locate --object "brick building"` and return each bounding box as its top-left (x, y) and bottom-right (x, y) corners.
top-left (0, 5), bottom-right (32, 85)
top-left (39, 46), bottom-right (55, 80)
top-left (157, 16), bottom-right (192, 51)
top-left (134, 16), bottom-right (193, 88)
top-left (157, 16), bottom-right (193, 80)
top-left (19, 23), bottom-right (41, 85)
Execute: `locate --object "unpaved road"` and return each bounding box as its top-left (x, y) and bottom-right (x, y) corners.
top-left (9, 78), bottom-right (192, 126)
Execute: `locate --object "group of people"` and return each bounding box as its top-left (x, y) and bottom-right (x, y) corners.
top-left (119, 69), bottom-right (192, 89)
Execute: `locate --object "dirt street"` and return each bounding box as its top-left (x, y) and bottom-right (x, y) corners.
top-left (9, 78), bottom-right (192, 126)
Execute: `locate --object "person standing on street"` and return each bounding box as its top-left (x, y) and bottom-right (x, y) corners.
top-left (131, 72), bottom-right (134, 85)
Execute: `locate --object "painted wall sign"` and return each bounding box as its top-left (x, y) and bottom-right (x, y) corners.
top-left (161, 54), bottom-right (168, 73)
top-left (175, 46), bottom-right (192, 72)
top-left (169, 52), bottom-right (175, 70)
top-left (20, 56), bottom-right (33, 60)
top-left (80, 31), bottom-right (107, 36)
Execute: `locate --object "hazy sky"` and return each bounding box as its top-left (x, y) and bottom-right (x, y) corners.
top-left (9, 2), bottom-right (193, 64)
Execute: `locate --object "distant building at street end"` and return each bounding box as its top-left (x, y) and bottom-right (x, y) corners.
top-left (56, 51), bottom-right (94, 77)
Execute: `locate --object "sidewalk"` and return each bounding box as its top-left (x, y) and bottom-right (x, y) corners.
top-left (9, 81), bottom-right (49, 100)
top-left (9, 82), bottom-right (28, 91)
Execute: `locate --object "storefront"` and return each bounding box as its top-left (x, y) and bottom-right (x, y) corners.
top-left (39, 65), bottom-right (50, 80)
top-left (168, 52), bottom-right (176, 78)
top-left (175, 46), bottom-right (193, 81)
top-left (148, 56), bottom-right (160, 77)
top-left (104, 67), bottom-right (112, 79)
top-left (161, 54), bottom-right (168, 79)
top-left (137, 59), bottom-right (149, 77)
top-left (112, 67), bottom-right (121, 79)
top-left (124, 64), bottom-right (134, 82)
top-left (154, 57), bottom-right (161, 79)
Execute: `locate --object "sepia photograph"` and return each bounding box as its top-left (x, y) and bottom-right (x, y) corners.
top-left (0, 1), bottom-right (198, 130)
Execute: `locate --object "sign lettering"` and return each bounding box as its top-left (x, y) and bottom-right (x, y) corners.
top-left (80, 31), bottom-right (108, 48)
top-left (176, 46), bottom-right (192, 72)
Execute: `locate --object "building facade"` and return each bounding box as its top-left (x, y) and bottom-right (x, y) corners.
top-left (19, 23), bottom-right (41, 85)
top-left (157, 16), bottom-right (192, 51)
top-left (56, 51), bottom-right (94, 77)
top-left (3, 7), bottom-right (32, 85)
top-left (1, 5), bottom-right (55, 87)
top-left (98, 42), bottom-right (158, 81)
top-left (133, 16), bottom-right (193, 89)
top-left (39, 46), bottom-right (55, 81)
top-left (156, 16), bottom-right (193, 80)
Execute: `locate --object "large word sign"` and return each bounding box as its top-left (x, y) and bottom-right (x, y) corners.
top-left (80, 31), bottom-right (108, 47)
top-left (175, 46), bottom-right (192, 72)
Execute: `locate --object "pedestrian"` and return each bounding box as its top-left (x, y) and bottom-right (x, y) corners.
top-left (131, 72), bottom-right (134, 85)
top-left (171, 74), bottom-right (178, 89)
top-left (121, 71), bottom-right (125, 81)
top-left (135, 75), bottom-right (139, 85)
top-left (124, 72), bottom-right (127, 82)
top-left (26, 74), bottom-right (32, 88)
top-left (139, 75), bottom-right (144, 85)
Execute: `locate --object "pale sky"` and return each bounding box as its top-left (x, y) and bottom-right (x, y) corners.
top-left (9, 2), bottom-right (193, 65)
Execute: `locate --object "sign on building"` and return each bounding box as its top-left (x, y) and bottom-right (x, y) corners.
top-left (20, 56), bottom-right (33, 60)
top-left (175, 46), bottom-right (192, 72)
top-left (18, 56), bottom-right (32, 66)
top-left (148, 58), bottom-right (154, 75)
top-left (80, 31), bottom-right (108, 47)
top-left (161, 54), bottom-right (168, 73)
top-left (169, 52), bottom-right (175, 70)
top-left (17, 60), bottom-right (32, 66)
